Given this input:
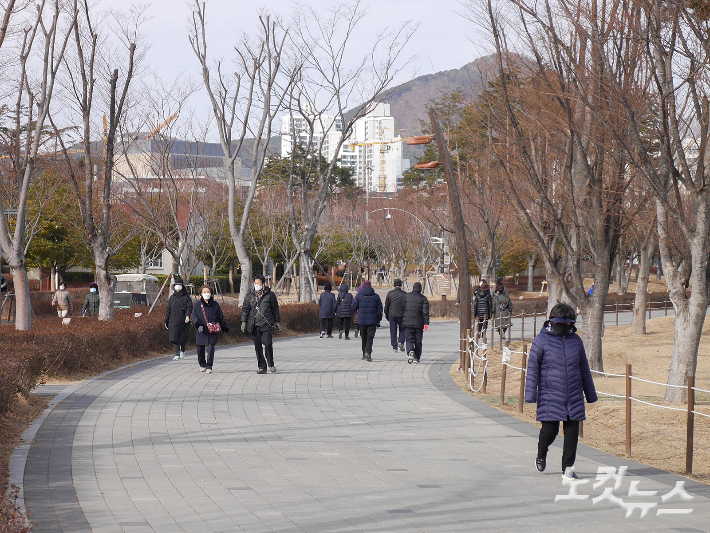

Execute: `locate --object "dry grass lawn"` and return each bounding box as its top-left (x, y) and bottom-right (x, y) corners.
top-left (451, 315), bottom-right (710, 484)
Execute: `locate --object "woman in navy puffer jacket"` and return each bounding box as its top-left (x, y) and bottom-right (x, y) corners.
top-left (525, 303), bottom-right (597, 479)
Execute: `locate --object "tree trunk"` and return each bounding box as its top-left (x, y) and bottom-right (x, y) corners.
top-left (50, 263), bottom-right (57, 292)
top-left (665, 302), bottom-right (705, 403)
top-left (527, 252), bottom-right (536, 292)
top-left (545, 273), bottom-right (564, 316)
top-left (228, 259), bottom-right (234, 294)
top-left (616, 253), bottom-right (625, 295)
top-left (10, 260), bottom-right (31, 330)
top-left (656, 258), bottom-right (663, 281)
top-left (578, 292), bottom-right (606, 371)
top-left (92, 238), bottom-right (116, 321)
top-left (299, 252), bottom-right (314, 302)
top-left (631, 240), bottom-right (654, 335)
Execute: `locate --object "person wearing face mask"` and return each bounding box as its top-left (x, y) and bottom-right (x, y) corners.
top-left (192, 285), bottom-right (229, 374)
top-left (51, 282), bottom-right (73, 318)
top-left (81, 282), bottom-right (100, 317)
top-left (241, 275), bottom-right (281, 374)
top-left (165, 277), bottom-right (194, 361)
top-left (525, 303), bottom-right (597, 480)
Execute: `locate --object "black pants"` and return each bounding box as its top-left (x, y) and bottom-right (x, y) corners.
top-left (338, 317), bottom-right (351, 337)
top-left (197, 344), bottom-right (215, 369)
top-left (252, 325), bottom-right (274, 370)
top-left (320, 318), bottom-right (334, 335)
top-left (538, 418), bottom-right (580, 470)
top-left (360, 324), bottom-right (377, 356)
top-left (172, 341), bottom-right (187, 356)
top-left (405, 327), bottom-right (423, 359)
top-left (388, 316), bottom-right (405, 349)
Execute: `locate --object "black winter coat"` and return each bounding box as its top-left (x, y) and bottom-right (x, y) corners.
top-left (242, 286), bottom-right (281, 333)
top-left (525, 323), bottom-right (598, 421)
top-left (165, 291), bottom-right (194, 343)
top-left (192, 298), bottom-right (228, 345)
top-left (81, 291), bottom-right (100, 316)
top-left (351, 286), bottom-right (382, 326)
top-left (402, 287), bottom-right (430, 329)
top-left (334, 284), bottom-right (353, 317)
top-left (474, 289), bottom-right (493, 319)
top-left (384, 287), bottom-right (406, 319)
top-left (318, 290), bottom-right (337, 319)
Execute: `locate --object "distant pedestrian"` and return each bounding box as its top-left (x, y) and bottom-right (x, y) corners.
top-left (494, 276), bottom-right (509, 297)
top-left (525, 303), bottom-right (597, 479)
top-left (241, 275), bottom-right (281, 374)
top-left (51, 282), bottom-right (73, 318)
top-left (165, 278), bottom-right (193, 361)
top-left (493, 282), bottom-right (513, 336)
top-left (402, 282), bottom-right (430, 364)
top-left (334, 283), bottom-right (353, 339)
top-left (384, 278), bottom-right (407, 353)
top-left (81, 282), bottom-right (100, 317)
top-left (192, 285), bottom-right (229, 374)
top-left (351, 280), bottom-right (382, 362)
top-left (318, 282), bottom-right (336, 338)
top-left (474, 280), bottom-right (493, 342)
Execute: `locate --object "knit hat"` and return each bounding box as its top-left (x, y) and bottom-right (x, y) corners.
top-left (89, 282), bottom-right (98, 289)
top-left (362, 280), bottom-right (372, 288)
top-left (394, 278), bottom-right (402, 287)
top-left (173, 277), bottom-right (184, 285)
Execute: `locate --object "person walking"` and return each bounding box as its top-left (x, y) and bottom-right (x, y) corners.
top-left (241, 275), bottom-right (281, 374)
top-left (351, 279), bottom-right (382, 362)
top-left (384, 278), bottom-right (407, 353)
top-left (525, 303), bottom-right (597, 479)
top-left (81, 282), bottom-right (100, 317)
top-left (334, 283), bottom-right (354, 339)
top-left (51, 282), bottom-right (73, 318)
top-left (192, 285), bottom-right (229, 374)
top-left (318, 282), bottom-right (336, 338)
top-left (165, 278), bottom-right (193, 361)
top-left (402, 282), bottom-right (430, 364)
top-left (353, 284), bottom-right (364, 338)
top-left (494, 276), bottom-right (509, 297)
top-left (473, 279), bottom-right (493, 342)
top-left (493, 282), bottom-right (513, 337)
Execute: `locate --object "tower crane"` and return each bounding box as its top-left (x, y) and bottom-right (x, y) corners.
top-left (345, 135), bottom-right (433, 192)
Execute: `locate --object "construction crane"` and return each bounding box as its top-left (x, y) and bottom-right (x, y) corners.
top-left (147, 113), bottom-right (178, 139)
top-left (345, 135), bottom-right (433, 192)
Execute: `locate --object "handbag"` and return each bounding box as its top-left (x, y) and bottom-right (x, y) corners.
top-left (200, 303), bottom-right (221, 334)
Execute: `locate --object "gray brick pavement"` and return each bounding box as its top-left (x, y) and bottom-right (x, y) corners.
top-left (21, 321), bottom-right (710, 532)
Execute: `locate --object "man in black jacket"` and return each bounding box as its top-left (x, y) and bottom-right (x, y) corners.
top-left (402, 282), bottom-right (430, 364)
top-left (241, 275), bottom-right (281, 374)
top-left (384, 278), bottom-right (407, 353)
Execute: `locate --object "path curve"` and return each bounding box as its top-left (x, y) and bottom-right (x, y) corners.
top-left (22, 322), bottom-right (710, 532)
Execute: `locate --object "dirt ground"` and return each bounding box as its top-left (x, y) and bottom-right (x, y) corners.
top-left (0, 395), bottom-right (49, 483)
top-left (451, 315), bottom-right (710, 484)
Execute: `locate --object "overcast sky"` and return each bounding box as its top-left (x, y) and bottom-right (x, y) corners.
top-left (138, 0), bottom-right (488, 98)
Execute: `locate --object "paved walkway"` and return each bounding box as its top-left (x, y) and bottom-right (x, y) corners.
top-left (22, 321), bottom-right (710, 532)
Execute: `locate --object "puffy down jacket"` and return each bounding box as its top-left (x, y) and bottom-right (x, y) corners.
top-left (524, 322), bottom-right (598, 421)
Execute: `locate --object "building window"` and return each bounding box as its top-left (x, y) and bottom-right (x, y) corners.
top-left (148, 256), bottom-right (163, 269)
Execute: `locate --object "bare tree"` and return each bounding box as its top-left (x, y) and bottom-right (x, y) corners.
top-left (189, 2), bottom-right (294, 304)
top-left (0, 0), bottom-right (74, 329)
top-left (282, 1), bottom-right (415, 302)
top-left (52, 0), bottom-right (142, 320)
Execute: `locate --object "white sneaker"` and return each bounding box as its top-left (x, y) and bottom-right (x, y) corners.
top-left (320, 331), bottom-right (325, 338)
top-left (179, 351), bottom-right (185, 359)
top-left (408, 352), bottom-right (414, 364)
top-left (562, 468), bottom-right (578, 480)
top-left (200, 367), bottom-right (206, 372)
top-left (206, 369), bottom-right (212, 374)
top-left (173, 355), bottom-right (180, 361)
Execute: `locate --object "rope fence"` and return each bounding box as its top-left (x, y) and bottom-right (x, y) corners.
top-left (462, 336), bottom-right (710, 475)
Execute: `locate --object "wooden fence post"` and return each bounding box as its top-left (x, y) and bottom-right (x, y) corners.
top-left (500, 363), bottom-right (507, 405)
top-left (533, 312), bottom-right (537, 337)
top-left (686, 375), bottom-right (695, 475)
top-left (648, 299), bottom-right (652, 319)
top-left (616, 303), bottom-right (619, 326)
top-left (626, 364), bottom-right (632, 458)
top-left (464, 328), bottom-right (471, 373)
top-left (665, 298), bottom-right (668, 317)
top-left (579, 420), bottom-right (584, 439)
top-left (521, 311), bottom-right (525, 342)
top-left (519, 345), bottom-right (527, 413)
